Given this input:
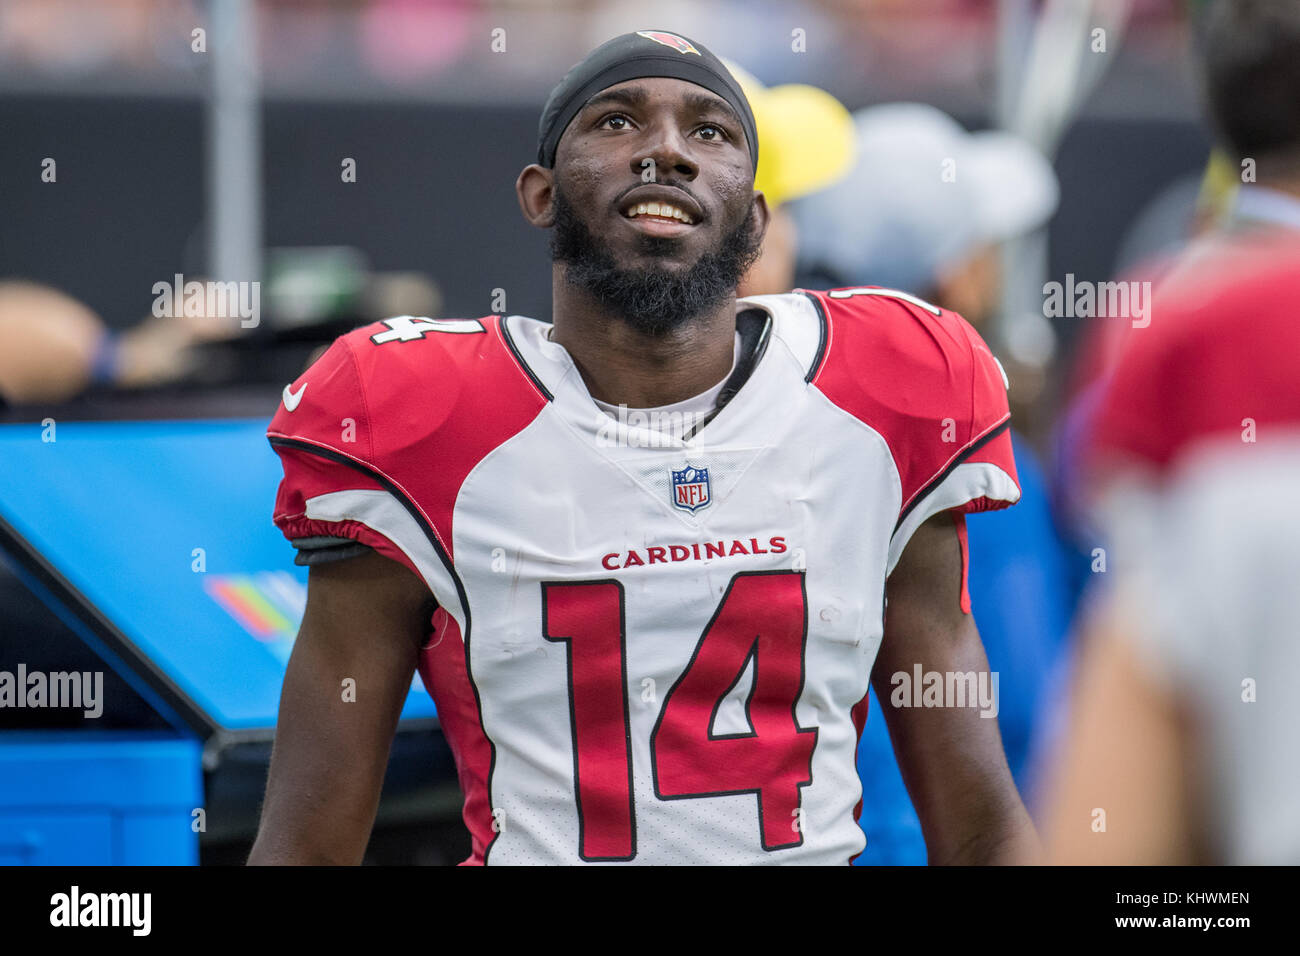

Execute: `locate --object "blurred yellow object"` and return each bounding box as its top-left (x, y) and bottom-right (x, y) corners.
top-left (1196, 149), bottom-right (1241, 230)
top-left (723, 60), bottom-right (855, 208)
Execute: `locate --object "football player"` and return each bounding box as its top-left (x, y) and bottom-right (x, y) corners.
top-left (249, 29), bottom-right (1037, 865)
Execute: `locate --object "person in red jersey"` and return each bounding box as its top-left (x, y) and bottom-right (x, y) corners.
top-left (1042, 0), bottom-right (1300, 864)
top-left (249, 29), bottom-right (1037, 865)
top-left (1042, 235), bottom-right (1300, 865)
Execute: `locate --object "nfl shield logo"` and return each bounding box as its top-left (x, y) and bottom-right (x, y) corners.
top-left (671, 465), bottom-right (711, 513)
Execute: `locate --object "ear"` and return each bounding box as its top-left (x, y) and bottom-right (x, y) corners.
top-left (516, 164), bottom-right (556, 228)
top-left (750, 189), bottom-right (772, 247)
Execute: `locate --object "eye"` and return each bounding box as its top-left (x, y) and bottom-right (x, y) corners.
top-left (695, 123), bottom-right (727, 142)
top-left (598, 113), bottom-right (633, 130)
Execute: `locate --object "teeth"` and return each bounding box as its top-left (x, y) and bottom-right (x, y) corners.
top-left (625, 200), bottom-right (694, 224)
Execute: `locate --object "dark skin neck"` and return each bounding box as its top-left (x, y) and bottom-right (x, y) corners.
top-left (549, 274), bottom-right (737, 407)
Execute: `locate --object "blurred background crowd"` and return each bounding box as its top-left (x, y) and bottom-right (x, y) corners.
top-left (0, 0), bottom-right (1207, 419)
top-left (0, 0), bottom-right (1205, 420)
top-left (2, 0), bottom-right (1297, 866)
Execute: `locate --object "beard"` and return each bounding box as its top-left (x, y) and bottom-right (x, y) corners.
top-left (548, 182), bottom-right (764, 337)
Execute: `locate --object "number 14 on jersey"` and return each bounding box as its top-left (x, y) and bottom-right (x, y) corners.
top-left (541, 570), bottom-right (818, 861)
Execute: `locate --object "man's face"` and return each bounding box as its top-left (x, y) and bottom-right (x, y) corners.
top-left (546, 77), bottom-right (765, 335)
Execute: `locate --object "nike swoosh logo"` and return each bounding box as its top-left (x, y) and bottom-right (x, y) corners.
top-left (282, 382), bottom-right (307, 411)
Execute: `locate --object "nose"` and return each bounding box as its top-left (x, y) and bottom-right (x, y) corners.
top-left (631, 120), bottom-right (698, 181)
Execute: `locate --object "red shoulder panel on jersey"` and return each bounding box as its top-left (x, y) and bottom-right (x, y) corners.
top-left (267, 315), bottom-right (550, 564)
top-left (800, 287), bottom-right (1019, 522)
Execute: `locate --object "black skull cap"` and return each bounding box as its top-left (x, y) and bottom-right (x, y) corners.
top-left (537, 29), bottom-right (758, 172)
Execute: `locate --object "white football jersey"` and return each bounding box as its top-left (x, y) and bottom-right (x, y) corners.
top-left (268, 288), bottom-right (1020, 864)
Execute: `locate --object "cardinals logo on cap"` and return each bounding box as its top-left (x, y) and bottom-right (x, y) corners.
top-left (635, 30), bottom-right (701, 55)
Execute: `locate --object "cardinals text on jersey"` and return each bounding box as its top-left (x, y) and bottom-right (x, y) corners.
top-left (266, 288), bottom-right (1020, 865)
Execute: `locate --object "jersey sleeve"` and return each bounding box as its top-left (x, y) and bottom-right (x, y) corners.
top-left (266, 333), bottom-right (422, 579)
top-left (804, 288), bottom-right (1021, 572)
